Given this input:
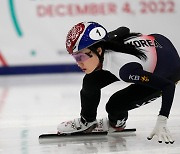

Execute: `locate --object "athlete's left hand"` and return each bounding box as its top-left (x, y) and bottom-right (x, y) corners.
top-left (147, 115), bottom-right (174, 144)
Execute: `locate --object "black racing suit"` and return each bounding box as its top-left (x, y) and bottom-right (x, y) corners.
top-left (80, 34), bottom-right (180, 125)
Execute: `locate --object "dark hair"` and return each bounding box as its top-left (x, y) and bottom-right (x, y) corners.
top-left (88, 27), bottom-right (147, 62)
top-left (88, 41), bottom-right (105, 63)
top-left (105, 33), bottom-right (147, 60)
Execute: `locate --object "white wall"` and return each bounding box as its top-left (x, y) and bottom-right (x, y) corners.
top-left (0, 0), bottom-right (179, 67)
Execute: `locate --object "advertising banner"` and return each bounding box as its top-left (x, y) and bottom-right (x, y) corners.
top-left (0, 0), bottom-right (179, 74)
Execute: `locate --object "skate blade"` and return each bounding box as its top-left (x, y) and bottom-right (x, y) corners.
top-left (39, 128), bottom-right (136, 139)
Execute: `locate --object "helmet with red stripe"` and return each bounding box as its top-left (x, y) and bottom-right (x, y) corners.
top-left (66, 22), bottom-right (108, 54)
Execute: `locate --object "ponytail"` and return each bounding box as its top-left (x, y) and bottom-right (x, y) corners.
top-left (105, 29), bottom-right (147, 61)
top-left (104, 37), bottom-right (147, 61)
top-left (88, 27), bottom-right (147, 62)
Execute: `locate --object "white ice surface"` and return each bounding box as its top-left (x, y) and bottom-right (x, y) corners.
top-left (0, 73), bottom-right (180, 154)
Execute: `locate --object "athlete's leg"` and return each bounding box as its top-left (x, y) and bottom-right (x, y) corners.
top-left (58, 70), bottom-right (119, 134)
top-left (106, 84), bottom-right (161, 127)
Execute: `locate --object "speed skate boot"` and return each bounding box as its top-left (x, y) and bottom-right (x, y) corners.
top-left (92, 118), bottom-right (109, 132)
top-left (108, 118), bottom-right (126, 132)
top-left (92, 117), bottom-right (126, 133)
top-left (57, 117), bottom-right (97, 134)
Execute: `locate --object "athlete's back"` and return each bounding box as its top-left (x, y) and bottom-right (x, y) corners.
top-left (150, 34), bottom-right (180, 80)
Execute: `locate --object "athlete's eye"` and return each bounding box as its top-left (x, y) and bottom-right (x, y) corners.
top-left (85, 51), bottom-right (93, 58)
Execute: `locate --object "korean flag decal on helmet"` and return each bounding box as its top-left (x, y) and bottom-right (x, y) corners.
top-left (89, 27), bottom-right (107, 40)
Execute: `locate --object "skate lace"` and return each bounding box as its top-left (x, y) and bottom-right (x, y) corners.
top-left (98, 119), bottom-right (104, 128)
top-left (93, 118), bottom-right (107, 132)
top-left (74, 118), bottom-right (81, 130)
top-left (63, 119), bottom-right (82, 130)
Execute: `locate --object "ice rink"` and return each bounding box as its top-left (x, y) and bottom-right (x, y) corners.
top-left (0, 73), bottom-right (180, 154)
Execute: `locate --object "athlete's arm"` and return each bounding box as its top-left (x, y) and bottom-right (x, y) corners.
top-left (80, 70), bottom-right (119, 122)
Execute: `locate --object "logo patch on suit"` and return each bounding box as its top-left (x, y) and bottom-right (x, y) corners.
top-left (129, 75), bottom-right (149, 82)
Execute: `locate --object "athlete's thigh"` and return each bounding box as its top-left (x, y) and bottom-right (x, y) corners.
top-left (106, 84), bottom-right (160, 111)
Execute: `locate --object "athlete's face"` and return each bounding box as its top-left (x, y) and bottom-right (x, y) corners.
top-left (72, 48), bottom-right (102, 74)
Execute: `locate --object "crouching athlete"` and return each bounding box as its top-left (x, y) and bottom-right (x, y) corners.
top-left (57, 22), bottom-right (180, 144)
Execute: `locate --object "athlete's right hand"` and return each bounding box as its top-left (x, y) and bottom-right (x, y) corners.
top-left (147, 115), bottom-right (174, 144)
